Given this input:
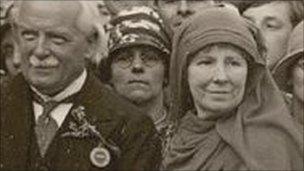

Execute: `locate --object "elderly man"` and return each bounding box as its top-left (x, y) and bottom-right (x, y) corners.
top-left (98, 6), bottom-right (174, 156)
top-left (237, 0), bottom-right (303, 69)
top-left (0, 1), bottom-right (161, 171)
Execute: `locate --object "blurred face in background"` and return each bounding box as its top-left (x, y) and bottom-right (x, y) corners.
top-left (0, 28), bottom-right (20, 76)
top-left (292, 57), bottom-right (304, 103)
top-left (110, 46), bottom-right (165, 105)
top-left (187, 44), bottom-right (248, 118)
top-left (243, 2), bottom-right (293, 69)
top-left (157, 0), bottom-right (214, 28)
top-left (105, 0), bottom-right (153, 15)
top-left (96, 0), bottom-right (112, 26)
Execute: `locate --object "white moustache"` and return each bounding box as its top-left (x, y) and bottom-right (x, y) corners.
top-left (29, 56), bottom-right (59, 68)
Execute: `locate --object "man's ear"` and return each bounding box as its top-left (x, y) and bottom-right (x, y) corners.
top-left (84, 30), bottom-right (98, 60)
top-left (84, 24), bottom-right (109, 65)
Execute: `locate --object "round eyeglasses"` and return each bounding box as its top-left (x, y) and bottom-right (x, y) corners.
top-left (112, 50), bottom-right (164, 69)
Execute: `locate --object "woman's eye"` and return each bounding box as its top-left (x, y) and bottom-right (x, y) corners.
top-left (232, 61), bottom-right (241, 66)
top-left (144, 53), bottom-right (160, 62)
top-left (115, 55), bottom-right (130, 62)
top-left (227, 60), bottom-right (241, 67)
top-left (21, 31), bottom-right (37, 41)
top-left (197, 60), bottom-right (212, 65)
top-left (266, 23), bottom-right (276, 29)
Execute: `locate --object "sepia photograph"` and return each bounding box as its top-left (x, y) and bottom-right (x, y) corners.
top-left (0, 0), bottom-right (303, 170)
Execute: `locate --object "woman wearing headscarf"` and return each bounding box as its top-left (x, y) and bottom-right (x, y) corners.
top-left (162, 6), bottom-right (303, 170)
top-left (98, 6), bottom-right (175, 160)
top-left (273, 21), bottom-right (304, 125)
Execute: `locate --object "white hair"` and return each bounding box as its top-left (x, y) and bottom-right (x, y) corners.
top-left (11, 0), bottom-right (108, 63)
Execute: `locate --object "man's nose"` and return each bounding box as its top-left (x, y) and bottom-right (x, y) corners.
top-left (131, 55), bottom-right (144, 73)
top-left (177, 0), bottom-right (193, 17)
top-left (213, 63), bottom-right (229, 84)
top-left (33, 35), bottom-right (50, 60)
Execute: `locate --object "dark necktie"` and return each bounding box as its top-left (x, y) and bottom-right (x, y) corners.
top-left (32, 91), bottom-right (79, 157)
top-left (33, 94), bottom-right (60, 157)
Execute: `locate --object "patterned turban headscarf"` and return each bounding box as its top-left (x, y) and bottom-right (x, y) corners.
top-left (107, 6), bottom-right (171, 56)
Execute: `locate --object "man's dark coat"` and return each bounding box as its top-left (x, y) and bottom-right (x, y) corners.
top-left (0, 72), bottom-right (161, 171)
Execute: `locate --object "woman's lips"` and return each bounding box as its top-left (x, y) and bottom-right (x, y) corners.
top-left (33, 65), bottom-right (58, 69)
top-left (128, 80), bottom-right (149, 85)
top-left (208, 90), bottom-right (230, 94)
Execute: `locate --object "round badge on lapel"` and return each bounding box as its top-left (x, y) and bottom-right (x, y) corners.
top-left (90, 146), bottom-right (111, 168)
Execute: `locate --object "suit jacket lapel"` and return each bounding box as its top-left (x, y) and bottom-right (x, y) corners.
top-left (45, 72), bottom-right (122, 166)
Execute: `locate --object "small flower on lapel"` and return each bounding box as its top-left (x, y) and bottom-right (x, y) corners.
top-left (72, 106), bottom-right (86, 123)
top-left (61, 105), bottom-right (121, 157)
top-left (61, 106), bottom-right (94, 138)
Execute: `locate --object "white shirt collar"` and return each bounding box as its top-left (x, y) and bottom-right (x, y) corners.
top-left (31, 69), bottom-right (87, 102)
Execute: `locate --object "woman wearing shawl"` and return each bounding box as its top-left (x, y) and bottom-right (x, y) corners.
top-left (162, 6), bottom-right (303, 170)
top-left (273, 21), bottom-right (304, 126)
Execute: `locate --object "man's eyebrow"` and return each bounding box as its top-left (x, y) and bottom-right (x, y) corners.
top-left (14, 22), bottom-right (33, 30)
top-left (45, 28), bottom-right (70, 35)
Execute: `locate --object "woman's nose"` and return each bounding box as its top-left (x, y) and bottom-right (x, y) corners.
top-left (213, 64), bottom-right (229, 83)
top-left (177, 0), bottom-right (193, 17)
top-left (131, 55), bottom-right (144, 73)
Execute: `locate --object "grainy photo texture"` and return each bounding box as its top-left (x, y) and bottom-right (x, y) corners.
top-left (0, 0), bottom-right (303, 171)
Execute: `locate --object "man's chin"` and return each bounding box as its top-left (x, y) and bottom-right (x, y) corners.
top-left (29, 79), bottom-right (61, 95)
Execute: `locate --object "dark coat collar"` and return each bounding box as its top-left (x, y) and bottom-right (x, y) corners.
top-left (1, 72), bottom-right (124, 169)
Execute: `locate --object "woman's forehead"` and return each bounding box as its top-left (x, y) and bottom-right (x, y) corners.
top-left (195, 44), bottom-right (245, 57)
top-left (115, 45), bottom-right (162, 55)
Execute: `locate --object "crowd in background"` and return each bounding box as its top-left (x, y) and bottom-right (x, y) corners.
top-left (1, 0), bottom-right (303, 76)
top-left (0, 0), bottom-right (303, 170)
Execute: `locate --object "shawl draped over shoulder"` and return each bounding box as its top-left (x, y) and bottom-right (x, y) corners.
top-left (163, 6), bottom-right (304, 171)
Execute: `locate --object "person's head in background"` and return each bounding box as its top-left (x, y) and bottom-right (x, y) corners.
top-left (95, 0), bottom-right (113, 26)
top-left (236, 0), bottom-right (303, 69)
top-left (99, 6), bottom-right (172, 126)
top-left (0, 2), bottom-right (20, 77)
top-left (273, 21), bottom-right (304, 125)
top-left (104, 0), bottom-right (154, 15)
top-left (154, 0), bottom-right (215, 29)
